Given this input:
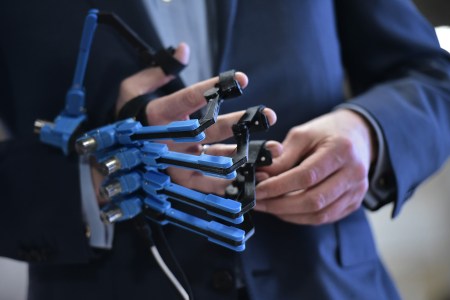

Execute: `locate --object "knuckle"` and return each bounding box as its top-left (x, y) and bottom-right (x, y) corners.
top-left (348, 201), bottom-right (361, 213)
top-left (339, 136), bottom-right (354, 154)
top-left (306, 193), bottom-right (326, 212)
top-left (184, 88), bottom-right (202, 108)
top-left (312, 212), bottom-right (329, 225)
top-left (120, 78), bottom-right (134, 94)
top-left (354, 179), bottom-right (369, 199)
top-left (335, 137), bottom-right (357, 161)
top-left (359, 178), bottom-right (369, 193)
top-left (287, 126), bottom-right (309, 141)
top-left (301, 168), bottom-right (318, 187)
top-left (146, 105), bottom-right (159, 123)
top-left (353, 163), bottom-right (368, 180)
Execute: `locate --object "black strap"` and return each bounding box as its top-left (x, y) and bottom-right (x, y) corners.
top-left (154, 47), bottom-right (186, 76)
top-left (117, 92), bottom-right (159, 125)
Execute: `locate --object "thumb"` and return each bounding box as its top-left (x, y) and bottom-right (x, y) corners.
top-left (258, 133), bottom-right (312, 176)
top-left (173, 42), bottom-right (190, 65)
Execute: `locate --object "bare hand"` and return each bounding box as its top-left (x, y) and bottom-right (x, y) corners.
top-left (254, 109), bottom-right (377, 225)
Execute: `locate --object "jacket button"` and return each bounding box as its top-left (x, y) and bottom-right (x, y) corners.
top-left (377, 172), bottom-right (395, 189)
top-left (212, 270), bottom-right (234, 292)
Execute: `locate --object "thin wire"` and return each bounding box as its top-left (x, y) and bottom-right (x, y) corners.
top-left (150, 245), bottom-right (190, 300)
top-left (134, 216), bottom-right (192, 300)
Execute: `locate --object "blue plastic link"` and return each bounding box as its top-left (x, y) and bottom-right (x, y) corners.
top-left (101, 167), bottom-right (243, 223)
top-left (140, 142), bottom-right (236, 179)
top-left (37, 9), bottom-right (99, 154)
top-left (117, 119), bottom-right (205, 144)
top-left (141, 168), bottom-right (243, 223)
top-left (39, 114), bottom-right (86, 155)
top-left (95, 141), bottom-right (236, 179)
top-left (143, 196), bottom-right (247, 252)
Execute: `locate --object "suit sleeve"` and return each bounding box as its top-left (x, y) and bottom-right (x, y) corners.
top-left (335, 0), bottom-right (450, 217)
top-left (0, 58), bottom-right (94, 265)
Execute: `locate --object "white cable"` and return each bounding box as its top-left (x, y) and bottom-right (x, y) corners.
top-left (150, 245), bottom-right (190, 300)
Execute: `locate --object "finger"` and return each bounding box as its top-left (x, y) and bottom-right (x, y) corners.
top-left (255, 167), bottom-right (354, 215)
top-left (116, 43), bottom-right (190, 113)
top-left (188, 172), bottom-right (232, 195)
top-left (172, 42), bottom-right (190, 65)
top-left (200, 144), bottom-right (238, 156)
top-left (147, 72), bottom-right (249, 124)
top-left (255, 145), bottom-right (302, 179)
top-left (201, 107), bottom-right (276, 144)
top-left (255, 172), bottom-right (270, 183)
top-left (276, 189), bottom-right (364, 225)
top-left (263, 141), bottom-right (284, 158)
top-left (256, 144), bottom-right (346, 200)
top-left (256, 128), bottom-right (314, 176)
top-left (200, 140), bottom-right (282, 159)
top-left (254, 142), bottom-right (283, 183)
top-left (255, 167), bottom-right (367, 225)
top-left (167, 167), bottom-right (232, 195)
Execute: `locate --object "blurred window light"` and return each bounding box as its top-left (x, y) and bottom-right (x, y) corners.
top-left (436, 26), bottom-right (450, 52)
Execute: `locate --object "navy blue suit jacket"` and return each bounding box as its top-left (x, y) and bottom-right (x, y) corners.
top-left (1, 1), bottom-right (450, 299)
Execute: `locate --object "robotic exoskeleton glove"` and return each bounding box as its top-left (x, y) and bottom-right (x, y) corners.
top-left (34, 9), bottom-right (273, 253)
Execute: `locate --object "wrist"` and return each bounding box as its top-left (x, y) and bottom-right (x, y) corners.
top-left (340, 109), bottom-right (379, 164)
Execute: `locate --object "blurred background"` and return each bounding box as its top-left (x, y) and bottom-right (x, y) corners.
top-left (1, 1), bottom-right (450, 299)
top-left (368, 1), bottom-right (450, 299)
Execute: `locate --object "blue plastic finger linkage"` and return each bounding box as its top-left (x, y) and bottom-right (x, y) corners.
top-left (35, 10), bottom-right (99, 155)
top-left (94, 141), bottom-right (237, 179)
top-left (101, 167), bottom-right (244, 224)
top-left (142, 195), bottom-right (248, 252)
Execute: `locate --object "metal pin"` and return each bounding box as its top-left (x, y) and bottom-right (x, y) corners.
top-left (75, 137), bottom-right (97, 154)
top-left (98, 157), bottom-right (122, 176)
top-left (100, 207), bottom-right (123, 224)
top-left (33, 119), bottom-right (53, 134)
top-left (225, 185), bottom-right (239, 196)
top-left (100, 181), bottom-right (123, 200)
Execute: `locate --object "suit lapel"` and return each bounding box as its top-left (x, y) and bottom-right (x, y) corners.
top-left (208, 0), bottom-right (239, 74)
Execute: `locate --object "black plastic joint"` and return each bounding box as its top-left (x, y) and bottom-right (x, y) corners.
top-left (239, 105), bottom-right (270, 133)
top-left (248, 140), bottom-right (272, 166)
top-left (216, 70), bottom-right (243, 99)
